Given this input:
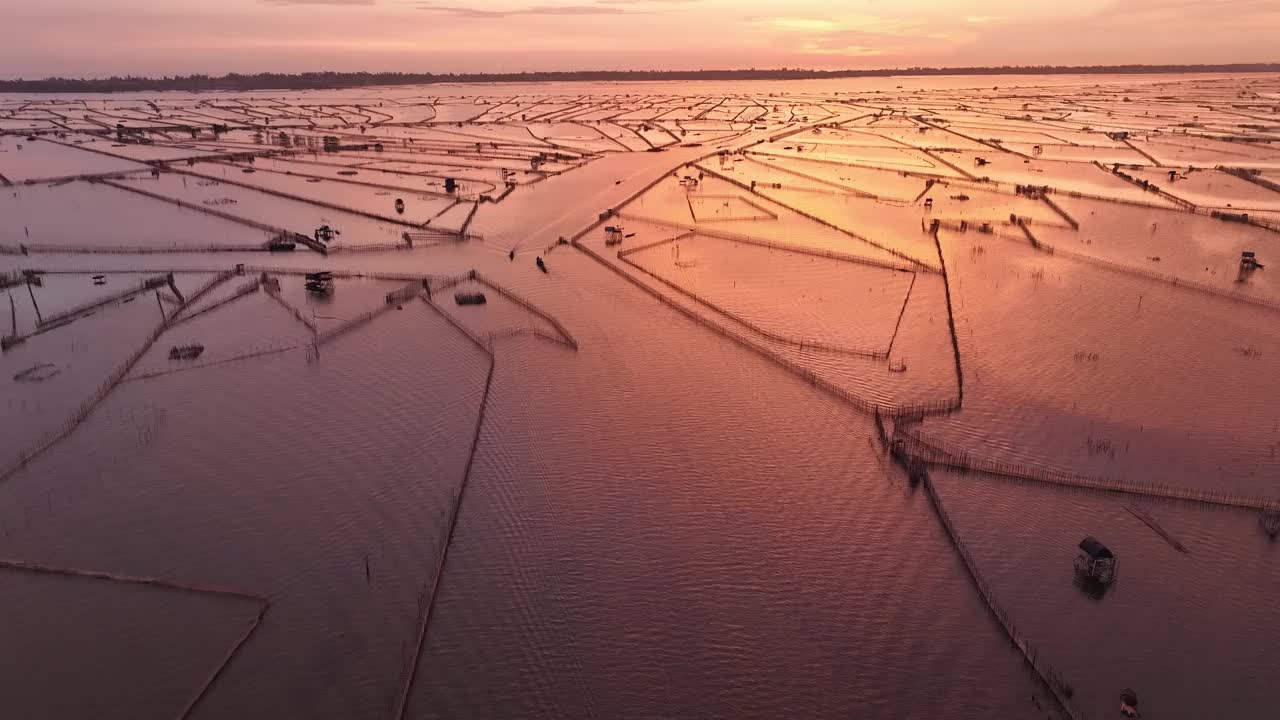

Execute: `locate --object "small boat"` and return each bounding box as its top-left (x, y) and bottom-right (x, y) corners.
top-left (454, 291), bottom-right (487, 306)
top-left (535, 257), bottom-right (547, 273)
top-left (169, 343), bottom-right (205, 361)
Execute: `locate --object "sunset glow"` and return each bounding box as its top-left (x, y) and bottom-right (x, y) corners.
top-left (2, 0), bottom-right (1276, 78)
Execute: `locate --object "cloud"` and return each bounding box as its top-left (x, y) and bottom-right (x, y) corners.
top-left (757, 18), bottom-right (841, 32)
top-left (417, 3), bottom-right (625, 17)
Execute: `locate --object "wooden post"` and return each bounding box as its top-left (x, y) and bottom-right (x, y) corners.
top-left (166, 273), bottom-right (186, 304)
top-left (25, 278), bottom-right (41, 325)
top-left (155, 291), bottom-right (166, 322)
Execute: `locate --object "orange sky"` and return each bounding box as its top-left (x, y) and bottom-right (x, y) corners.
top-left (1, 0), bottom-right (1276, 78)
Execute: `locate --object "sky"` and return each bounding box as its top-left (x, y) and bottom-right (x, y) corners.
top-left (1, 0), bottom-right (1276, 78)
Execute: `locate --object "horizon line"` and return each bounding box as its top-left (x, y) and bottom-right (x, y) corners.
top-left (4, 62), bottom-right (1278, 93)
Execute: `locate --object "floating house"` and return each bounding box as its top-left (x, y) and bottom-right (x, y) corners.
top-left (314, 225), bottom-right (339, 244)
top-left (1074, 536), bottom-right (1117, 584)
top-left (305, 272), bottom-right (334, 295)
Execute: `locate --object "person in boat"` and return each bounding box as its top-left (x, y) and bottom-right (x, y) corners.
top-left (509, 249), bottom-right (515, 261)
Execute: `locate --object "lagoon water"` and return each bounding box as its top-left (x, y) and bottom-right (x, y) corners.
top-left (2, 73), bottom-right (1279, 719)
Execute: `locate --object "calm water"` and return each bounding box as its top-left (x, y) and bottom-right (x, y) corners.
top-left (3, 74), bottom-right (1279, 719)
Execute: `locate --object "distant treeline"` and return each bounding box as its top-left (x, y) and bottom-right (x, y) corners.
top-left (3, 64), bottom-right (1279, 93)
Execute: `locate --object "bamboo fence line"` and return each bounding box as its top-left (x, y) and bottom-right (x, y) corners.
top-left (12, 243), bottom-right (272, 256)
top-left (3, 542), bottom-right (275, 720)
top-left (931, 230), bottom-right (966, 404)
top-left (1011, 224), bottom-right (1280, 315)
top-left (745, 148), bottom-right (954, 185)
top-left (427, 274), bottom-right (475, 294)
top-left (237, 267), bottom-right (439, 283)
top-left (616, 251), bottom-right (894, 359)
top-left (1120, 138), bottom-right (1162, 167)
top-left (615, 214), bottom-right (918, 274)
top-left (168, 279), bottom-right (262, 328)
top-left (164, 166), bottom-right (427, 230)
top-left (884, 272), bottom-right (918, 358)
top-left (613, 230), bottom-right (697, 257)
top-left (890, 426), bottom-right (1280, 513)
top-left (14, 168), bottom-right (149, 187)
top-left (313, 302), bottom-right (399, 347)
top-left (1040, 194), bottom-right (1081, 230)
top-left (172, 271), bottom-right (237, 317)
top-left (394, 300), bottom-right (497, 720)
top-left (37, 274), bottom-right (172, 329)
top-left (484, 326), bottom-right (579, 350)
top-left (2, 302), bottom-right (172, 482)
top-left (173, 604), bottom-right (269, 720)
top-left (328, 242), bottom-right (414, 254)
top-left (121, 345), bottom-right (303, 384)
top-left (419, 295), bottom-right (491, 352)
top-left (262, 288), bottom-right (318, 334)
top-left (262, 155), bottom-right (499, 197)
top-left (690, 162), bottom-right (938, 272)
top-left (95, 179), bottom-right (285, 236)
top-left (469, 271), bottom-right (579, 350)
top-left (455, 195), bottom-right (475, 238)
top-left (1124, 505), bottom-right (1190, 554)
top-left (1220, 167), bottom-right (1280, 194)
top-left (1094, 161), bottom-right (1197, 210)
top-left (386, 280), bottom-right (429, 305)
top-left (564, 149), bottom-right (726, 247)
top-left (732, 153), bottom-right (879, 197)
top-left (920, 147), bottom-right (984, 180)
top-left (685, 192), bottom-right (778, 223)
top-left (203, 158), bottom-right (459, 201)
top-left (573, 240), bottom-right (960, 418)
top-left (0, 557), bottom-right (267, 604)
top-left (881, 441), bottom-right (1087, 720)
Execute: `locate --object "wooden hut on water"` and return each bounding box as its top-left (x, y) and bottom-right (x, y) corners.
top-left (305, 272), bottom-right (334, 295)
top-left (1074, 536), bottom-right (1117, 584)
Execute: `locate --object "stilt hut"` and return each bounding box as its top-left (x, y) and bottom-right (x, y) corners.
top-left (1074, 536), bottom-right (1117, 584)
top-left (305, 272), bottom-right (334, 295)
